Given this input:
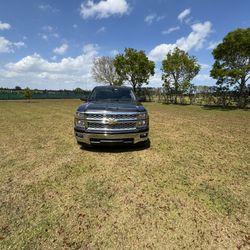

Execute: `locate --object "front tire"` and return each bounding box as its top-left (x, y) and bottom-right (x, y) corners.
top-left (136, 139), bottom-right (150, 148)
top-left (77, 141), bottom-right (92, 149)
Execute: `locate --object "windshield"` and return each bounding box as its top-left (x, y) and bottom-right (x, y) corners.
top-left (89, 87), bottom-right (136, 102)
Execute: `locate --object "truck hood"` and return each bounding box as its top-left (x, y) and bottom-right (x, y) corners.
top-left (77, 101), bottom-right (146, 113)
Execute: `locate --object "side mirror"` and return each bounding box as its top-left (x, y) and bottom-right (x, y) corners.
top-left (137, 96), bottom-right (146, 102)
top-left (80, 96), bottom-right (88, 102)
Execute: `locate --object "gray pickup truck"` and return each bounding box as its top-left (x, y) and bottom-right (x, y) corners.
top-left (74, 86), bottom-right (149, 146)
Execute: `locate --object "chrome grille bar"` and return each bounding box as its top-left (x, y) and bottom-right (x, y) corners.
top-left (87, 122), bottom-right (136, 131)
top-left (85, 113), bottom-right (137, 121)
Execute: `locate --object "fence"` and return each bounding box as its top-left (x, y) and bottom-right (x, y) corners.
top-left (0, 90), bottom-right (90, 100)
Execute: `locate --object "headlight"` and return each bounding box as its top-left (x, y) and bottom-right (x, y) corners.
top-left (137, 112), bottom-right (147, 119)
top-left (138, 120), bottom-right (147, 127)
top-left (137, 112), bottom-right (148, 128)
top-left (75, 119), bottom-right (85, 128)
top-left (75, 112), bottom-right (85, 128)
top-left (75, 112), bottom-right (85, 118)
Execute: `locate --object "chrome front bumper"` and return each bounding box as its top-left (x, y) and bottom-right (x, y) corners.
top-left (75, 130), bottom-right (149, 145)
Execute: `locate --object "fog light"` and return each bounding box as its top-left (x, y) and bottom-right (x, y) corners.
top-left (76, 132), bottom-right (84, 138)
top-left (140, 133), bottom-right (148, 138)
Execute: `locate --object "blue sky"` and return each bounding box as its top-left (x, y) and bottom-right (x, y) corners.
top-left (0, 0), bottom-right (249, 90)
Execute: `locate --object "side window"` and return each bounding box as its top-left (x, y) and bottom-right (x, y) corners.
top-left (90, 90), bottom-right (96, 100)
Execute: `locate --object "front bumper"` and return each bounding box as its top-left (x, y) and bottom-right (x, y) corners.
top-left (74, 128), bottom-right (149, 145)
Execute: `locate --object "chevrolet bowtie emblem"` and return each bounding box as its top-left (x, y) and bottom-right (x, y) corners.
top-left (104, 118), bottom-right (118, 124)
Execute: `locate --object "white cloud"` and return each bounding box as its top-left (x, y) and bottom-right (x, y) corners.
top-left (38, 4), bottom-right (51, 10)
top-left (53, 43), bottom-right (69, 55)
top-left (207, 41), bottom-right (220, 50)
top-left (0, 21), bottom-right (11, 30)
top-left (184, 17), bottom-right (194, 25)
top-left (194, 74), bottom-right (213, 81)
top-left (162, 26), bottom-right (180, 35)
top-left (51, 55), bottom-right (57, 61)
top-left (149, 21), bottom-right (212, 61)
top-left (96, 26), bottom-right (106, 33)
top-left (145, 14), bottom-right (165, 24)
top-left (0, 43), bottom-right (99, 89)
top-left (73, 24), bottom-right (78, 29)
top-left (51, 33), bottom-right (59, 38)
top-left (149, 70), bottom-right (162, 87)
top-left (145, 14), bottom-right (155, 24)
top-left (0, 36), bottom-right (25, 53)
top-left (38, 4), bottom-right (59, 13)
top-left (42, 25), bottom-right (54, 32)
top-left (5, 53), bottom-right (93, 73)
top-left (39, 26), bottom-right (60, 40)
top-left (148, 44), bottom-right (176, 62)
top-left (80, 0), bottom-right (129, 19)
top-left (111, 49), bottom-right (119, 56)
top-left (13, 41), bottom-right (25, 48)
top-left (200, 63), bottom-right (210, 69)
top-left (178, 8), bottom-right (191, 22)
top-left (176, 21), bottom-right (212, 51)
top-left (41, 34), bottom-right (48, 40)
top-left (156, 16), bottom-right (165, 22)
top-left (83, 43), bottom-right (99, 54)
top-left (0, 37), bottom-right (12, 53)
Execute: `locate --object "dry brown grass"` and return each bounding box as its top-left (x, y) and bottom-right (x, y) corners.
top-left (0, 100), bottom-right (249, 249)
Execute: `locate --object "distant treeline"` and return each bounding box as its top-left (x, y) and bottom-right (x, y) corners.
top-left (0, 87), bottom-right (91, 100)
top-left (138, 85), bottom-right (250, 108)
top-left (1, 85), bottom-right (249, 108)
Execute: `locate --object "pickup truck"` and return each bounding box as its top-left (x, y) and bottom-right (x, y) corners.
top-left (74, 86), bottom-right (149, 146)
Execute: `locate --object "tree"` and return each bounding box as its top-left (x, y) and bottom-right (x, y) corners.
top-left (23, 87), bottom-right (33, 102)
top-left (92, 56), bottom-right (120, 86)
top-left (114, 48), bottom-right (155, 92)
top-left (74, 87), bottom-right (83, 93)
top-left (15, 86), bottom-right (22, 90)
top-left (161, 80), bottom-right (175, 104)
top-left (161, 47), bottom-right (200, 104)
top-left (188, 84), bottom-right (196, 105)
top-left (215, 78), bottom-right (232, 108)
top-left (210, 28), bottom-right (250, 108)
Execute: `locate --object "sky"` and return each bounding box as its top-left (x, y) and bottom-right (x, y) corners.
top-left (0, 0), bottom-right (249, 90)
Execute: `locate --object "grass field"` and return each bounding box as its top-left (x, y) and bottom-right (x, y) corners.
top-left (0, 100), bottom-right (249, 249)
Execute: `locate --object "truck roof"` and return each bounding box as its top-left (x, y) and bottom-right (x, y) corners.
top-left (93, 85), bottom-right (132, 90)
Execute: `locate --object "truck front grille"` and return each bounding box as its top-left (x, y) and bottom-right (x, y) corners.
top-left (83, 112), bottom-right (147, 132)
top-left (87, 122), bottom-right (136, 131)
top-left (86, 113), bottom-right (137, 120)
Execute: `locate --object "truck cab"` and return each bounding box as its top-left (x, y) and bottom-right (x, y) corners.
top-left (74, 86), bottom-right (149, 146)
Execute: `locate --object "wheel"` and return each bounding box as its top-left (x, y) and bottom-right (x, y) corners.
top-left (136, 139), bottom-right (150, 148)
top-left (77, 141), bottom-right (92, 149)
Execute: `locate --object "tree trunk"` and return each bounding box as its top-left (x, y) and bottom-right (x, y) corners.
top-left (174, 95), bottom-right (177, 104)
top-left (237, 78), bottom-right (247, 108)
top-left (174, 81), bottom-right (178, 104)
top-left (132, 82), bottom-right (137, 93)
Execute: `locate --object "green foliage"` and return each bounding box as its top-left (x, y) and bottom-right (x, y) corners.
top-left (161, 47), bottom-right (200, 104)
top-left (114, 48), bottom-right (155, 92)
top-left (15, 86), bottom-right (22, 90)
top-left (23, 87), bottom-right (33, 101)
top-left (210, 28), bottom-right (250, 108)
top-left (74, 87), bottom-right (85, 93)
